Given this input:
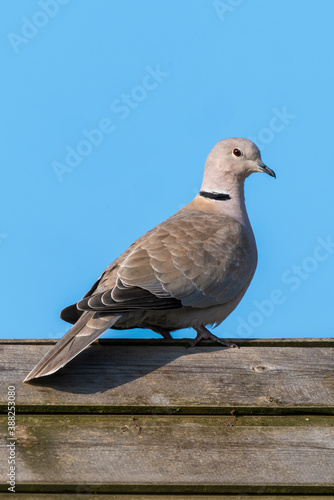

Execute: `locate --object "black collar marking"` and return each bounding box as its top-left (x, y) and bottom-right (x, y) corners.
top-left (199, 190), bottom-right (231, 201)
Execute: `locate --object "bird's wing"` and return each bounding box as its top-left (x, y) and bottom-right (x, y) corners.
top-left (77, 210), bottom-right (256, 314)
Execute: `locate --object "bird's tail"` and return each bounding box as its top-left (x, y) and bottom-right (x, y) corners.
top-left (24, 312), bottom-right (121, 382)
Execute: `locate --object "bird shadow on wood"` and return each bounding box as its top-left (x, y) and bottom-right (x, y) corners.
top-left (25, 340), bottom-right (236, 395)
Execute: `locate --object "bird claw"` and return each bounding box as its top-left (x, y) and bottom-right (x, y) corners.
top-left (187, 327), bottom-right (238, 349)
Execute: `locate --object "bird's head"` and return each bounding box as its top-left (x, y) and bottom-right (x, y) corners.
top-left (201, 138), bottom-right (275, 193)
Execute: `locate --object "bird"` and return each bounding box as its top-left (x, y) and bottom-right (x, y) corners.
top-left (24, 138), bottom-right (275, 382)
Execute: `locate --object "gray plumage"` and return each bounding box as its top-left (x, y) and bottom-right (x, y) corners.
top-left (24, 138), bottom-right (275, 382)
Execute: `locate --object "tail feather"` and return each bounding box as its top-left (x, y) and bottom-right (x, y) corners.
top-left (24, 312), bottom-right (121, 382)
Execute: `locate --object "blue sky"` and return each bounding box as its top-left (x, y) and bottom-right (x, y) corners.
top-left (1, 0), bottom-right (333, 340)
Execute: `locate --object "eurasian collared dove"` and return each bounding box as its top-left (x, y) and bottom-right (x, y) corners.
top-left (24, 138), bottom-right (275, 382)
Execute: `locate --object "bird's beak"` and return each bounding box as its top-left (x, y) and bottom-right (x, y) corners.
top-left (256, 160), bottom-right (276, 178)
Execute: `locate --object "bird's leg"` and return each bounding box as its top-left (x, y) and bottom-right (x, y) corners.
top-left (187, 325), bottom-right (238, 348)
top-left (152, 327), bottom-right (173, 340)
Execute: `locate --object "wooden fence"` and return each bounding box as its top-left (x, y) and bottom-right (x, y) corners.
top-left (1, 338), bottom-right (333, 498)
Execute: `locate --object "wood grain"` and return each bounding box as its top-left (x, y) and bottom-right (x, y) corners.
top-left (1, 341), bottom-right (333, 414)
top-left (0, 496), bottom-right (331, 500)
top-left (1, 338), bottom-right (333, 345)
top-left (0, 415), bottom-right (333, 494)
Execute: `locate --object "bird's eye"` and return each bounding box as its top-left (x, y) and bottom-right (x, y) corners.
top-left (233, 148), bottom-right (242, 157)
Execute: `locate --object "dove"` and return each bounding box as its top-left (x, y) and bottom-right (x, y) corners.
top-left (24, 138), bottom-right (275, 382)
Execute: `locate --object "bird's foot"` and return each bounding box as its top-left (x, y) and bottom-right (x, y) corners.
top-left (187, 325), bottom-right (238, 349)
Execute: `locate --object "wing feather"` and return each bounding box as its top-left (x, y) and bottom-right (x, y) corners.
top-left (74, 211), bottom-right (256, 315)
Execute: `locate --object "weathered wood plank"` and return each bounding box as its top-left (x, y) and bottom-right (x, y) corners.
top-left (1, 338), bottom-right (334, 346)
top-left (0, 496), bottom-right (331, 500)
top-left (1, 341), bottom-right (333, 414)
top-left (0, 416), bottom-right (333, 494)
